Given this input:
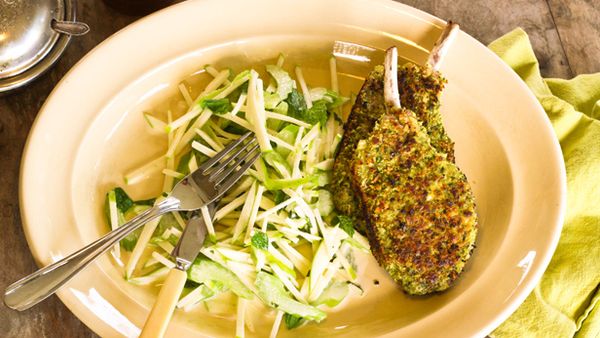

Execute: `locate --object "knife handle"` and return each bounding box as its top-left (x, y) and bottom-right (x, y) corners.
top-left (140, 268), bottom-right (187, 338)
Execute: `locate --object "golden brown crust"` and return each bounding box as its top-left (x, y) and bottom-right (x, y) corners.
top-left (332, 63), bottom-right (453, 235)
top-left (331, 66), bottom-right (386, 233)
top-left (398, 63), bottom-right (454, 161)
top-left (352, 109), bottom-right (478, 295)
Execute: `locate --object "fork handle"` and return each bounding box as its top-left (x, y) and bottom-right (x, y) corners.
top-left (140, 268), bottom-right (187, 338)
top-left (3, 197), bottom-right (180, 311)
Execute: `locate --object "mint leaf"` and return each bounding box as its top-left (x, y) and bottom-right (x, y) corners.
top-left (251, 231), bottom-right (269, 250)
top-left (121, 228), bottom-right (142, 251)
top-left (323, 89), bottom-right (348, 109)
top-left (103, 194), bottom-right (110, 224)
top-left (114, 188), bottom-right (134, 213)
top-left (176, 151), bottom-right (194, 175)
top-left (285, 90), bottom-right (328, 126)
top-left (224, 122), bottom-right (247, 135)
top-left (228, 81), bottom-right (249, 103)
top-left (135, 198), bottom-right (156, 206)
top-left (273, 190), bottom-right (287, 204)
top-left (285, 89), bottom-right (307, 118)
top-left (154, 213), bottom-right (181, 235)
top-left (336, 215), bottom-right (355, 237)
top-left (303, 100), bottom-right (328, 126)
top-left (284, 313), bottom-right (304, 330)
top-left (201, 98), bottom-right (232, 114)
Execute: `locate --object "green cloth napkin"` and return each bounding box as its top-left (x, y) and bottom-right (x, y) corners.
top-left (488, 28), bottom-right (600, 338)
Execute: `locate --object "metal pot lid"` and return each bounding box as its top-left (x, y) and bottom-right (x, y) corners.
top-left (0, 0), bottom-right (89, 93)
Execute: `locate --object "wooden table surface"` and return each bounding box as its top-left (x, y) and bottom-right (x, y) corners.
top-left (1, 0), bottom-right (598, 337)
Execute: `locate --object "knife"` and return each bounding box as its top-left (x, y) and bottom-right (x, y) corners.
top-left (140, 204), bottom-right (216, 338)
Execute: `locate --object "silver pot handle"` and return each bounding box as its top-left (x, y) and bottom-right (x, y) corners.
top-left (51, 19), bottom-right (90, 36)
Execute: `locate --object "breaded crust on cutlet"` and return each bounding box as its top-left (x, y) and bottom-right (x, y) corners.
top-left (398, 63), bottom-right (454, 161)
top-left (332, 64), bottom-right (453, 233)
top-left (331, 66), bottom-right (385, 233)
top-left (352, 108), bottom-right (478, 295)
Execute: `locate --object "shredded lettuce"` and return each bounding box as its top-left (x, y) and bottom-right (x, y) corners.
top-left (264, 176), bottom-right (317, 191)
top-left (199, 70), bottom-right (251, 103)
top-left (266, 65), bottom-right (294, 100)
top-left (309, 88), bottom-right (348, 109)
top-left (110, 58), bottom-right (361, 337)
top-left (325, 90), bottom-right (348, 108)
top-left (188, 258), bottom-right (254, 299)
top-left (314, 170), bottom-right (331, 187)
top-left (313, 281), bottom-right (349, 307)
top-left (256, 271), bottom-right (326, 322)
top-left (273, 101), bottom-right (288, 115)
top-left (268, 101), bottom-right (289, 131)
top-left (317, 190), bottom-right (334, 216)
top-left (262, 150), bottom-right (291, 177)
top-left (274, 124), bottom-right (298, 157)
top-left (263, 91), bottom-right (282, 110)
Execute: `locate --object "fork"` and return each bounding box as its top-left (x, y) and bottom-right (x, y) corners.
top-left (4, 132), bottom-right (260, 311)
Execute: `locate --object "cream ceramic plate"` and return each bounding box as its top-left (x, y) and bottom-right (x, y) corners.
top-left (20, 0), bottom-right (566, 337)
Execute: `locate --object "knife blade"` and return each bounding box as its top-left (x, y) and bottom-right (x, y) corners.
top-left (139, 204), bottom-right (216, 338)
top-left (172, 203), bottom-right (216, 271)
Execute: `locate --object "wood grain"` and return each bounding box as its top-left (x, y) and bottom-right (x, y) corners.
top-left (401, 0), bottom-right (573, 78)
top-left (546, 0), bottom-right (600, 74)
top-left (0, 2), bottom-right (155, 338)
top-left (0, 0), bottom-right (597, 337)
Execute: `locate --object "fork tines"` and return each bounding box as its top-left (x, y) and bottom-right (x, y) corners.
top-left (197, 131), bottom-right (260, 193)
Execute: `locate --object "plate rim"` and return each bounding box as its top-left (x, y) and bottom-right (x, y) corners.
top-left (18, 0), bottom-right (567, 337)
